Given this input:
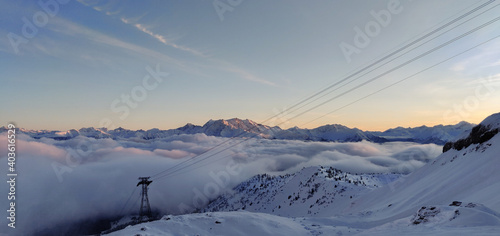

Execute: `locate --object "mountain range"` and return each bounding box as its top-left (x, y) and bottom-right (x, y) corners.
top-left (3, 118), bottom-right (475, 145)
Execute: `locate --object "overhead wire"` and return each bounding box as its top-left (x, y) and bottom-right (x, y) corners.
top-left (286, 14), bottom-right (500, 122)
top-left (301, 32), bottom-right (500, 127)
top-left (263, 0), bottom-right (496, 122)
top-left (151, 0), bottom-right (496, 181)
top-left (150, 0), bottom-right (499, 182)
top-left (157, 30), bottom-right (500, 181)
top-left (281, 1), bottom-right (500, 119)
top-left (117, 186), bottom-right (138, 217)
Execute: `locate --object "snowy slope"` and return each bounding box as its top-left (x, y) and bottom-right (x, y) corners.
top-left (349, 113), bottom-right (500, 214)
top-left (108, 206), bottom-right (500, 236)
top-left (202, 166), bottom-right (400, 217)
top-left (107, 211), bottom-right (317, 236)
top-left (338, 112), bottom-right (500, 233)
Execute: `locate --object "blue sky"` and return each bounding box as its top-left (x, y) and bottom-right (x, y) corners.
top-left (1, 0), bottom-right (499, 131)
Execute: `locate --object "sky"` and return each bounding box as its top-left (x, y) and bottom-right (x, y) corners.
top-left (1, 0), bottom-right (499, 131)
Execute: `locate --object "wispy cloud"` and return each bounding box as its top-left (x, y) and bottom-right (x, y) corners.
top-left (78, 0), bottom-right (206, 57)
top-left (74, 1), bottom-right (276, 87)
top-left (126, 20), bottom-right (207, 58)
top-left (45, 17), bottom-right (205, 76)
top-left (42, 17), bottom-right (276, 88)
top-left (215, 61), bottom-right (277, 87)
top-left (121, 15), bottom-right (277, 86)
top-left (450, 40), bottom-right (500, 74)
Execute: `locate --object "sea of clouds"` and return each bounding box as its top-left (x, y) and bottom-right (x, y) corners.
top-left (0, 132), bottom-right (442, 235)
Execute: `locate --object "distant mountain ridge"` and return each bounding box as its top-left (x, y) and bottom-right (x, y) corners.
top-left (0, 118), bottom-right (474, 145)
top-left (370, 121), bottom-right (474, 144)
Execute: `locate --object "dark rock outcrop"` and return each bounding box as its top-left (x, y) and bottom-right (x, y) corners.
top-left (443, 124), bottom-right (499, 152)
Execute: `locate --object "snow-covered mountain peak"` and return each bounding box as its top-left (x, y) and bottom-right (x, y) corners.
top-left (200, 118), bottom-right (279, 138)
top-left (456, 120), bottom-right (474, 127)
top-left (443, 113), bottom-right (500, 152)
top-left (479, 112), bottom-right (500, 129)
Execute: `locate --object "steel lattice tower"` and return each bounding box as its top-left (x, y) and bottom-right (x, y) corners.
top-left (137, 177), bottom-right (153, 222)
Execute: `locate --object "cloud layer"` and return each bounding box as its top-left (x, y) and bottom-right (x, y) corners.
top-left (0, 133), bottom-right (441, 235)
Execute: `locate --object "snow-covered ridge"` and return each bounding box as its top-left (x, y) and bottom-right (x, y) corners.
top-left (0, 118), bottom-right (474, 145)
top-left (479, 112), bottom-right (500, 129)
top-left (202, 166), bottom-right (401, 217)
top-left (443, 112), bottom-right (500, 152)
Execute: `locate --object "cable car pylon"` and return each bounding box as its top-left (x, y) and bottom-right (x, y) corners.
top-left (137, 177), bottom-right (153, 223)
